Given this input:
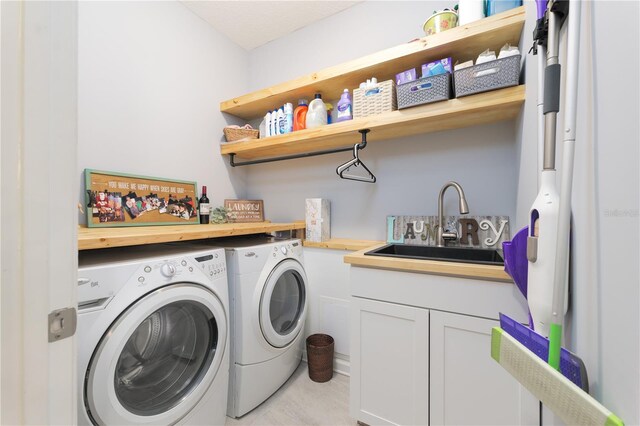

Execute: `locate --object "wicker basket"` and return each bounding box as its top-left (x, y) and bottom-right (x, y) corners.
top-left (223, 127), bottom-right (259, 142)
top-left (353, 80), bottom-right (397, 118)
top-left (454, 55), bottom-right (521, 98)
top-left (306, 334), bottom-right (334, 383)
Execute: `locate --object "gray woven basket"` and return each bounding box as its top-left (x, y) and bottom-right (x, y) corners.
top-left (454, 55), bottom-right (521, 98)
top-left (397, 73), bottom-right (451, 109)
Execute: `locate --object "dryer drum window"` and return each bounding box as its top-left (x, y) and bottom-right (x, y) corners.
top-left (268, 269), bottom-right (306, 336)
top-left (114, 300), bottom-right (217, 416)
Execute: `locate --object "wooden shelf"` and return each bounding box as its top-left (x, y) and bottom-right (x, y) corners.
top-left (78, 221), bottom-right (305, 250)
top-left (221, 85), bottom-right (525, 160)
top-left (303, 238), bottom-right (385, 251)
top-left (220, 6), bottom-right (525, 119)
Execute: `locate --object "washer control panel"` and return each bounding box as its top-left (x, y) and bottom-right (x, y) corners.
top-left (78, 248), bottom-right (227, 313)
top-left (136, 251), bottom-right (227, 283)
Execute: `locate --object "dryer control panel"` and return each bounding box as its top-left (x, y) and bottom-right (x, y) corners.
top-left (267, 240), bottom-right (303, 263)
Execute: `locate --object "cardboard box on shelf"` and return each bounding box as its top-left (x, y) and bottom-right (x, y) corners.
top-left (305, 199), bottom-right (330, 242)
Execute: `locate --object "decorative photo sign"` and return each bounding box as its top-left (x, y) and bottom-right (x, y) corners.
top-left (387, 215), bottom-right (510, 249)
top-left (84, 169), bottom-right (199, 227)
top-left (224, 199), bottom-right (264, 223)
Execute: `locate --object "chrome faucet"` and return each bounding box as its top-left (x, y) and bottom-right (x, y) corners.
top-left (436, 181), bottom-right (469, 247)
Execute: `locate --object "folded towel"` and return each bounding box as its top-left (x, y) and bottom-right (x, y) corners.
top-left (224, 124), bottom-right (254, 130)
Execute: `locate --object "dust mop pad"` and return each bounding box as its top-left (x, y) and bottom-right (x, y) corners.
top-left (491, 327), bottom-right (624, 426)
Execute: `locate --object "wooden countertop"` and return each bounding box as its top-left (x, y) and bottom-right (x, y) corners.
top-left (303, 238), bottom-right (385, 251)
top-left (78, 221), bottom-right (305, 250)
top-left (344, 243), bottom-right (512, 283)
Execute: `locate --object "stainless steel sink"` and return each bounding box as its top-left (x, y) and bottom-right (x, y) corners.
top-left (364, 244), bottom-right (504, 266)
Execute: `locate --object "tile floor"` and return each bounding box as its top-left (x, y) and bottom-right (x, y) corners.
top-left (225, 362), bottom-right (355, 426)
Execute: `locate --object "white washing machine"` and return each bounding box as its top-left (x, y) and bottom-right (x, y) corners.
top-left (221, 237), bottom-right (308, 418)
top-left (77, 244), bottom-right (229, 425)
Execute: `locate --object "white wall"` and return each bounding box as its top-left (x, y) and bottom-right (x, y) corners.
top-left (246, 0), bottom-right (519, 239)
top-left (303, 248), bottom-right (352, 375)
top-left (77, 1), bottom-right (249, 223)
top-left (514, 1), bottom-right (639, 423)
top-left (245, 1), bottom-right (521, 373)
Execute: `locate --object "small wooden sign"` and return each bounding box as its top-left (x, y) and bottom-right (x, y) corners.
top-left (224, 199), bottom-right (264, 223)
top-left (84, 169), bottom-right (199, 228)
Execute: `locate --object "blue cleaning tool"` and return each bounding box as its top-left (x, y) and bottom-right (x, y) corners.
top-left (499, 313), bottom-right (588, 391)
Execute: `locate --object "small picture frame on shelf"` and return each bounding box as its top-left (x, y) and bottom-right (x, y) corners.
top-left (84, 169), bottom-right (199, 228)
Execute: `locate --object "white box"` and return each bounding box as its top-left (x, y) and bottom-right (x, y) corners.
top-left (305, 199), bottom-right (330, 242)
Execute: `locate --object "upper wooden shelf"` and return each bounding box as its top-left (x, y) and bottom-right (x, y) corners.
top-left (220, 6), bottom-right (525, 119)
top-left (78, 221), bottom-right (305, 250)
top-left (220, 85), bottom-right (525, 160)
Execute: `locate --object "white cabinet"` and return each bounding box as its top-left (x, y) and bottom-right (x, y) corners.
top-left (350, 298), bottom-right (429, 426)
top-left (349, 266), bottom-right (536, 426)
top-left (430, 310), bottom-right (538, 426)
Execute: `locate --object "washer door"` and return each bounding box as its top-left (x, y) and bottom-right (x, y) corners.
top-left (259, 259), bottom-right (308, 348)
top-left (85, 284), bottom-right (227, 425)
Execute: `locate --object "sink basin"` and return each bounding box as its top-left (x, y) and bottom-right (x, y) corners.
top-left (365, 244), bottom-right (504, 266)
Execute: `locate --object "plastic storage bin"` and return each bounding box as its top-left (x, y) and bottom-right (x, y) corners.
top-left (487, 0), bottom-right (523, 16)
top-left (454, 55), bottom-right (521, 98)
top-left (397, 73), bottom-right (451, 109)
top-left (306, 334), bottom-right (334, 383)
top-left (353, 80), bottom-right (397, 118)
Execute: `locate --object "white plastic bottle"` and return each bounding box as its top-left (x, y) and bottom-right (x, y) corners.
top-left (264, 112), bottom-right (272, 137)
top-left (305, 94), bottom-right (327, 129)
top-left (277, 107), bottom-right (286, 135)
top-left (284, 103), bottom-right (294, 133)
top-left (271, 110), bottom-right (278, 135)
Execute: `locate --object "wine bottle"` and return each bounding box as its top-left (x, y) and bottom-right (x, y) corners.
top-left (198, 186), bottom-right (210, 224)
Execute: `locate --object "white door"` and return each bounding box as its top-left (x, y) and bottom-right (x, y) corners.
top-left (85, 284), bottom-right (227, 425)
top-left (1, 1), bottom-right (78, 424)
top-left (350, 297), bottom-right (429, 426)
top-left (259, 259), bottom-right (308, 348)
top-left (429, 310), bottom-right (539, 425)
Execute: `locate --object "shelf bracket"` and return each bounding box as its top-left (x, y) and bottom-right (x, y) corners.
top-left (228, 129), bottom-right (370, 167)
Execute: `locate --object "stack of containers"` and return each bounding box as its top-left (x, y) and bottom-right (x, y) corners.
top-left (261, 89), bottom-right (353, 137)
top-left (263, 103), bottom-right (294, 138)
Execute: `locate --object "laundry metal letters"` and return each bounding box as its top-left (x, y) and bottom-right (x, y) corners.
top-left (387, 215), bottom-right (510, 248)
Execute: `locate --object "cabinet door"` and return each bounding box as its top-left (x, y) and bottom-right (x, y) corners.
top-left (429, 310), bottom-right (538, 426)
top-left (350, 297), bottom-right (429, 425)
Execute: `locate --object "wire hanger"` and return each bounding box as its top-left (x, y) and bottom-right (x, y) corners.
top-left (336, 129), bottom-right (376, 183)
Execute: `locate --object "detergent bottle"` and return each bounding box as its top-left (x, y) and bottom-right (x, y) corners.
top-left (305, 94), bottom-right (327, 129)
top-left (336, 89), bottom-right (353, 122)
top-left (284, 103), bottom-right (294, 133)
top-left (293, 99), bottom-right (308, 131)
top-left (325, 103), bottom-right (334, 124)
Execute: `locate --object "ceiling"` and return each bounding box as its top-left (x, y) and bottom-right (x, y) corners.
top-left (181, 1), bottom-right (361, 51)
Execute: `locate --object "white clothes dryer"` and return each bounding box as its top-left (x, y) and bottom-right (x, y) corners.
top-left (77, 244), bottom-right (229, 425)
top-left (220, 237), bottom-right (308, 418)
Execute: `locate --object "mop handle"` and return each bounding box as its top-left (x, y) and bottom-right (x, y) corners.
top-left (550, 0), bottom-right (582, 370)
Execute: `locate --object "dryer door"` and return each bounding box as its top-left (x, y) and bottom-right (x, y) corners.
top-left (259, 259), bottom-right (308, 348)
top-left (85, 284), bottom-right (227, 425)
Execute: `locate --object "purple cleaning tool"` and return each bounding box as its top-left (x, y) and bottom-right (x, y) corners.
top-left (499, 313), bottom-right (589, 391)
top-left (502, 226), bottom-right (529, 299)
top-left (536, 0), bottom-right (548, 20)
